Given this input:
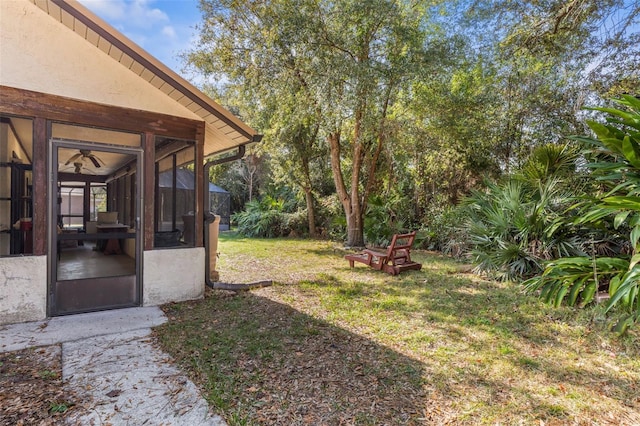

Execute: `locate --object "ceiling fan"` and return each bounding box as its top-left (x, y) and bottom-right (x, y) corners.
top-left (64, 149), bottom-right (105, 172)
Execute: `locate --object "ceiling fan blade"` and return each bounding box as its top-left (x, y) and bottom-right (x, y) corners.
top-left (65, 153), bottom-right (82, 165)
top-left (88, 155), bottom-right (101, 168)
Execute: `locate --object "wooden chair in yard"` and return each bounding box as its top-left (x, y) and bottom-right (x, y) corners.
top-left (345, 231), bottom-right (422, 276)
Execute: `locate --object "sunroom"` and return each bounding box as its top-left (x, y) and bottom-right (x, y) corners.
top-left (0, 0), bottom-right (260, 324)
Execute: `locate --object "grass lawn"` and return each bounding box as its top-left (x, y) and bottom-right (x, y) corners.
top-left (154, 232), bottom-right (640, 425)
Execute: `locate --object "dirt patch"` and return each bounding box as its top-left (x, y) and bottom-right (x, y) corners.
top-left (0, 345), bottom-right (87, 425)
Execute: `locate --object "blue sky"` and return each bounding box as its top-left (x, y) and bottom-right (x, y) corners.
top-left (78, 0), bottom-right (202, 79)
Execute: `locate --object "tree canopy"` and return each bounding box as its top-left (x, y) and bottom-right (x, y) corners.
top-left (187, 0), bottom-right (639, 246)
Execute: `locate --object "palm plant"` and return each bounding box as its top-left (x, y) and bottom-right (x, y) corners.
top-left (465, 143), bottom-right (583, 281)
top-left (466, 175), bottom-right (582, 280)
top-left (523, 95), bottom-right (640, 333)
top-left (363, 195), bottom-right (406, 248)
top-left (519, 143), bottom-right (579, 183)
top-left (232, 195), bottom-right (288, 238)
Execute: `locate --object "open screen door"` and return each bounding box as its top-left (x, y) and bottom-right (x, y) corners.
top-left (50, 139), bottom-right (142, 315)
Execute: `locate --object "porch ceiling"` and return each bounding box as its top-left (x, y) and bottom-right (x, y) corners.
top-left (31, 0), bottom-right (261, 157)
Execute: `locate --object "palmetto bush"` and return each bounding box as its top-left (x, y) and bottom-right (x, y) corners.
top-left (363, 195), bottom-right (407, 248)
top-left (465, 172), bottom-right (583, 281)
top-left (523, 95), bottom-right (640, 333)
top-left (232, 196), bottom-right (289, 238)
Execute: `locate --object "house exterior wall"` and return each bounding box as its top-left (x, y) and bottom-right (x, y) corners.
top-left (142, 248), bottom-right (205, 306)
top-left (0, 256), bottom-right (47, 324)
top-left (0, 0), bottom-right (199, 122)
top-left (0, 1), bottom-right (213, 325)
top-left (0, 248), bottom-right (207, 325)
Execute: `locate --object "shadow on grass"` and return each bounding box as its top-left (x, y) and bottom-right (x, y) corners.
top-left (164, 235), bottom-right (640, 423)
top-left (154, 291), bottom-right (433, 425)
top-left (297, 270), bottom-right (640, 423)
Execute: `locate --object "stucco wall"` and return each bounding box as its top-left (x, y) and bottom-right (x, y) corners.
top-left (143, 248), bottom-right (205, 306)
top-left (0, 248), bottom-right (204, 325)
top-left (0, 0), bottom-right (199, 121)
top-left (0, 256), bottom-right (47, 325)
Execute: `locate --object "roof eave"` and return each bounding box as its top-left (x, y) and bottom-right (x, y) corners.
top-left (48, 0), bottom-right (260, 145)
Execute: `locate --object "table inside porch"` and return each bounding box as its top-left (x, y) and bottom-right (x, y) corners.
top-left (96, 224), bottom-right (130, 255)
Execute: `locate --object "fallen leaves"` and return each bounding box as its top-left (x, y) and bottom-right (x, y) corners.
top-left (0, 345), bottom-right (82, 425)
top-left (105, 389), bottom-right (123, 398)
top-left (156, 290), bottom-right (436, 425)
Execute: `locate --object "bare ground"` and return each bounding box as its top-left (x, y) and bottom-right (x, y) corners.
top-left (0, 345), bottom-right (88, 425)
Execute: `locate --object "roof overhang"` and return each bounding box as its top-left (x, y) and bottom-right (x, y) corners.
top-left (32, 0), bottom-right (261, 156)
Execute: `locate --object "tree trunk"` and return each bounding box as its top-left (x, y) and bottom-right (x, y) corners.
top-left (346, 209), bottom-right (364, 248)
top-left (328, 131), bottom-right (365, 247)
top-left (247, 174), bottom-right (254, 202)
top-left (304, 187), bottom-right (317, 238)
top-left (243, 155), bottom-right (259, 202)
top-left (300, 153), bottom-right (318, 238)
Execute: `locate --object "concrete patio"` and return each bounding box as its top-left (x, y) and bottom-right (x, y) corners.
top-left (0, 307), bottom-right (225, 425)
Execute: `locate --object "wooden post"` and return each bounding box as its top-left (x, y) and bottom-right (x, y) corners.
top-left (195, 123), bottom-right (205, 248)
top-left (32, 118), bottom-right (47, 256)
top-left (143, 132), bottom-right (155, 251)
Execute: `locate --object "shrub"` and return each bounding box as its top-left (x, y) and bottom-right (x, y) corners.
top-left (523, 95), bottom-right (640, 333)
top-left (232, 196), bottom-right (288, 237)
top-left (363, 195), bottom-right (406, 247)
top-left (467, 178), bottom-right (584, 280)
top-left (284, 209), bottom-right (309, 237)
top-left (417, 205), bottom-right (470, 258)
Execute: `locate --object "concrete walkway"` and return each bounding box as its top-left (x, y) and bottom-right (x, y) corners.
top-left (0, 307), bottom-right (226, 425)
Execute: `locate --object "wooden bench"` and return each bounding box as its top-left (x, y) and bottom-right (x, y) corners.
top-left (345, 232), bottom-right (422, 276)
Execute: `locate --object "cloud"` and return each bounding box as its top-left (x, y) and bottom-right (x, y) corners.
top-left (79, 0), bottom-right (127, 20)
top-left (162, 25), bottom-right (176, 38)
top-left (128, 0), bottom-right (169, 28)
top-left (79, 0), bottom-right (168, 29)
top-left (78, 0), bottom-right (201, 75)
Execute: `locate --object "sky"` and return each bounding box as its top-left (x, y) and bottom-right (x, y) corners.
top-left (78, 0), bottom-right (202, 79)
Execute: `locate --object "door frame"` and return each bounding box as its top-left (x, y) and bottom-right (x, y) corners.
top-left (48, 138), bottom-right (144, 316)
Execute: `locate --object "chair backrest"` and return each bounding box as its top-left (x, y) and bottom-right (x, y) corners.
top-left (386, 232), bottom-right (416, 258)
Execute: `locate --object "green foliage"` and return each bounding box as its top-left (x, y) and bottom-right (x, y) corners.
top-left (455, 143), bottom-right (581, 266)
top-left (193, 0), bottom-right (444, 246)
top-left (207, 156), bottom-right (270, 214)
top-left (190, 0), bottom-right (636, 250)
top-left (38, 369), bottom-right (58, 380)
top-left (523, 257), bottom-right (628, 307)
top-left (49, 402), bottom-right (69, 414)
top-left (232, 194), bottom-right (319, 238)
top-left (465, 142), bottom-right (584, 280)
top-left (285, 208), bottom-right (311, 237)
top-left (466, 179), bottom-right (580, 279)
top-left (363, 195), bottom-right (406, 247)
top-left (190, 0), bottom-right (638, 249)
top-left (417, 205), bottom-right (470, 258)
top-left (232, 196), bottom-right (288, 238)
top-left (519, 143), bottom-right (580, 183)
top-left (524, 96), bottom-right (640, 333)
top-left (406, 60), bottom-right (503, 213)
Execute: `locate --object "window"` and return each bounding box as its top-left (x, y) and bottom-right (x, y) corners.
top-left (0, 116), bottom-right (33, 256)
top-left (154, 137), bottom-right (196, 248)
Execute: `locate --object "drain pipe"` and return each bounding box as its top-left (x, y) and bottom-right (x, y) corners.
top-left (203, 143), bottom-right (272, 291)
